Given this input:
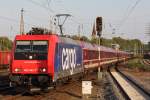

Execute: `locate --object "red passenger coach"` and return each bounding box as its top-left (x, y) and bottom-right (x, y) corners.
top-left (0, 51), bottom-right (11, 68)
top-left (82, 42), bottom-right (130, 69)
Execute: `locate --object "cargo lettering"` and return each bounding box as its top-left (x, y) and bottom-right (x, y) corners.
top-left (62, 48), bottom-right (76, 74)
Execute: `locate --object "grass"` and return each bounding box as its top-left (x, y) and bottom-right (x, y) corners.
top-left (126, 58), bottom-right (150, 71)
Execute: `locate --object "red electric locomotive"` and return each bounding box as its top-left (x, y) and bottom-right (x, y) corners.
top-left (10, 34), bottom-right (83, 90)
top-left (9, 33), bottom-right (130, 91)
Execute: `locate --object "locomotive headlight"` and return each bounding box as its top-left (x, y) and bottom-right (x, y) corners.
top-left (29, 55), bottom-right (33, 59)
top-left (40, 68), bottom-right (47, 72)
top-left (42, 68), bottom-right (46, 72)
top-left (15, 68), bottom-right (19, 72)
top-left (14, 68), bottom-right (21, 72)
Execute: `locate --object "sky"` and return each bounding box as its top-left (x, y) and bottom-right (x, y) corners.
top-left (0, 0), bottom-right (150, 43)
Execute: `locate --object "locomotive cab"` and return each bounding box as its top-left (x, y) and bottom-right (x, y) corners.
top-left (10, 34), bottom-right (58, 89)
top-left (13, 40), bottom-right (48, 74)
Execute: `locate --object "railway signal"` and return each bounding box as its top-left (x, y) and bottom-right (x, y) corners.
top-left (96, 17), bottom-right (102, 37)
top-left (96, 16), bottom-right (103, 80)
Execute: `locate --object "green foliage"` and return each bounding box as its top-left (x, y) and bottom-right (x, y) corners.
top-left (126, 58), bottom-right (150, 71)
top-left (111, 37), bottom-right (142, 51)
top-left (148, 42), bottom-right (150, 50)
top-left (80, 36), bottom-right (90, 42)
top-left (71, 34), bottom-right (145, 54)
top-left (144, 42), bottom-right (150, 52)
top-left (71, 35), bottom-right (90, 42)
top-left (71, 35), bottom-right (80, 40)
top-left (91, 37), bottom-right (113, 47)
top-left (101, 38), bottom-right (113, 47)
top-left (90, 36), bottom-right (144, 53)
top-left (0, 37), bottom-right (12, 51)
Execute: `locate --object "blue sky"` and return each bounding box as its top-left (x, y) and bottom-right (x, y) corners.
top-left (0, 0), bottom-right (149, 43)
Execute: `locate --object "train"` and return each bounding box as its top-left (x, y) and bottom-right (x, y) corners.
top-left (143, 52), bottom-right (150, 59)
top-left (0, 51), bottom-right (11, 68)
top-left (9, 34), bottom-right (130, 90)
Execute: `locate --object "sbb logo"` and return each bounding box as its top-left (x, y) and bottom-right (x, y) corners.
top-left (62, 48), bottom-right (76, 74)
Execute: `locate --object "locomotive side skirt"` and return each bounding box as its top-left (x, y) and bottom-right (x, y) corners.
top-left (54, 43), bottom-right (83, 81)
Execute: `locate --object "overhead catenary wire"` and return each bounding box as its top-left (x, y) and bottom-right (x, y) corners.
top-left (26, 0), bottom-right (85, 25)
top-left (0, 15), bottom-right (34, 26)
top-left (26, 0), bottom-right (55, 14)
top-left (0, 16), bottom-right (19, 23)
top-left (25, 12), bottom-right (48, 24)
top-left (0, 10), bottom-right (53, 33)
top-left (26, 0), bottom-right (92, 35)
top-left (25, 0), bottom-right (60, 32)
top-left (46, 0), bottom-right (52, 11)
top-left (118, 0), bottom-right (142, 32)
top-left (0, 14), bottom-right (43, 36)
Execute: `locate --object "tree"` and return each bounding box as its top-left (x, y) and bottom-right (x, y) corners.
top-left (148, 42), bottom-right (150, 50)
top-left (71, 35), bottom-right (80, 40)
top-left (90, 36), bottom-right (143, 53)
top-left (91, 37), bottom-right (97, 44)
top-left (80, 36), bottom-right (90, 42)
top-left (0, 37), bottom-right (12, 51)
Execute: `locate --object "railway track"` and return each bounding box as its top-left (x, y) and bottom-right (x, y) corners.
top-left (1, 65), bottom-right (149, 100)
top-left (0, 85), bottom-right (47, 100)
top-left (109, 66), bottom-right (150, 100)
top-left (0, 71), bottom-right (105, 100)
top-left (142, 59), bottom-right (150, 66)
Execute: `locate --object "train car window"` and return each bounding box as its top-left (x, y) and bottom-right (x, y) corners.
top-left (96, 51), bottom-right (99, 59)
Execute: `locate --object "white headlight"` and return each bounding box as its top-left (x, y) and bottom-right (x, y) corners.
top-left (15, 68), bottom-right (19, 72)
top-left (29, 55), bottom-right (33, 59)
top-left (42, 68), bottom-right (46, 72)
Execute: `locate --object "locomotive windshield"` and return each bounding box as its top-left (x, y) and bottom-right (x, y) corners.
top-left (14, 40), bottom-right (48, 60)
top-left (32, 41), bottom-right (48, 52)
top-left (15, 41), bottom-right (31, 52)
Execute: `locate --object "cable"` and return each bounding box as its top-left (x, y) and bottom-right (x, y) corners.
top-left (26, 0), bottom-right (54, 14)
top-left (25, 11), bottom-right (47, 23)
top-left (46, 0), bottom-right (52, 10)
top-left (0, 16), bottom-right (18, 23)
top-left (118, 0), bottom-right (142, 31)
top-left (0, 15), bottom-right (37, 28)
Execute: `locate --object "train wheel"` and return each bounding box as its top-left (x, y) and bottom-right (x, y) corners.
top-left (53, 82), bottom-right (56, 89)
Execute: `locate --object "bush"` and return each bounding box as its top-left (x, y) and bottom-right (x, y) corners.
top-left (126, 58), bottom-right (150, 71)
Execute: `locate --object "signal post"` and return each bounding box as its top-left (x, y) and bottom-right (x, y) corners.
top-left (96, 17), bottom-right (103, 80)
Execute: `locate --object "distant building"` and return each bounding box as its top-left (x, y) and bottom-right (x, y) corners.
top-left (111, 44), bottom-right (120, 50)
